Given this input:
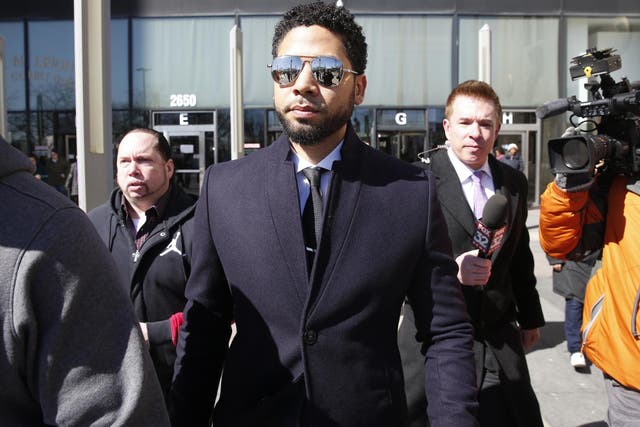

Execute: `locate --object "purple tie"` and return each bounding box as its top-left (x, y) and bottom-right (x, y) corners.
top-left (471, 170), bottom-right (488, 219)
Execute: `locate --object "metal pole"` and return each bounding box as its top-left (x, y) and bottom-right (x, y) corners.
top-left (478, 24), bottom-right (491, 84)
top-left (74, 0), bottom-right (113, 211)
top-left (229, 23), bottom-right (244, 160)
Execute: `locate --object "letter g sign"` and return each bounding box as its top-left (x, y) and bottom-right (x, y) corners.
top-left (395, 112), bottom-right (407, 126)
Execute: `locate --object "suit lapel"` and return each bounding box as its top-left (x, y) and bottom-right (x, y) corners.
top-left (266, 136), bottom-right (309, 303)
top-left (265, 125), bottom-right (365, 307)
top-left (307, 125), bottom-right (364, 305)
top-left (430, 150), bottom-right (476, 237)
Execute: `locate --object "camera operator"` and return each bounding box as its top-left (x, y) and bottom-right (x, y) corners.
top-left (539, 128), bottom-right (640, 425)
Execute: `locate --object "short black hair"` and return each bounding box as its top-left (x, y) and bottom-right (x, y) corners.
top-left (120, 128), bottom-right (172, 161)
top-left (272, 1), bottom-right (367, 74)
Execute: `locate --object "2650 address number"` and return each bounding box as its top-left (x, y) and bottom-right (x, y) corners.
top-left (169, 94), bottom-right (197, 107)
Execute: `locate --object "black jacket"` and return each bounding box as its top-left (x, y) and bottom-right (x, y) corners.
top-left (401, 149), bottom-right (544, 427)
top-left (170, 124), bottom-right (478, 427)
top-left (88, 184), bottom-right (196, 399)
top-left (426, 150), bottom-right (543, 331)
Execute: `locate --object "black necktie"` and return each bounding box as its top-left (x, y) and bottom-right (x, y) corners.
top-left (302, 167), bottom-right (324, 271)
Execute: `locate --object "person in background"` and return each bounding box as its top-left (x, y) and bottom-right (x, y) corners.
top-left (500, 142), bottom-right (524, 171)
top-left (29, 154), bottom-right (42, 179)
top-left (88, 128), bottom-right (197, 403)
top-left (400, 80), bottom-right (544, 427)
top-left (45, 149), bottom-right (69, 195)
top-left (547, 251), bottom-right (600, 369)
top-left (65, 159), bottom-right (79, 204)
top-left (0, 136), bottom-right (170, 426)
top-left (169, 3), bottom-right (478, 426)
top-left (493, 145), bottom-right (505, 160)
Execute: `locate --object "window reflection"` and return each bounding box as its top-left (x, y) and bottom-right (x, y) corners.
top-left (112, 19), bottom-right (129, 109)
top-left (358, 16), bottom-right (453, 106)
top-left (0, 22), bottom-right (26, 110)
top-left (131, 17), bottom-right (233, 109)
top-left (28, 20), bottom-right (75, 111)
top-left (244, 109), bottom-right (266, 154)
top-left (459, 17), bottom-right (559, 106)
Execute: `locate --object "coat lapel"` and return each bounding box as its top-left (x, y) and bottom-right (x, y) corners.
top-left (265, 124), bottom-right (366, 308)
top-left (430, 150), bottom-right (477, 237)
top-left (312, 127), bottom-right (364, 291)
top-left (430, 151), bottom-right (516, 262)
top-left (266, 135), bottom-right (309, 303)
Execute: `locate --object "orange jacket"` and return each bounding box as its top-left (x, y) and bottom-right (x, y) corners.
top-left (540, 177), bottom-right (640, 390)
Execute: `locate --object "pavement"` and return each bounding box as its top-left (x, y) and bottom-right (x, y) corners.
top-left (525, 207), bottom-right (608, 427)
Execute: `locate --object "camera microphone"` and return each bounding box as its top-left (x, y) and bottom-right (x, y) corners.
top-left (472, 194), bottom-right (508, 258)
top-left (536, 97), bottom-right (571, 119)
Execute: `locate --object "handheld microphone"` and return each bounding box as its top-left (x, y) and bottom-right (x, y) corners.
top-left (472, 194), bottom-right (508, 258)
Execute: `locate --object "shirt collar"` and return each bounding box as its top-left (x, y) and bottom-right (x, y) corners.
top-left (292, 141), bottom-right (344, 173)
top-left (446, 145), bottom-right (492, 183)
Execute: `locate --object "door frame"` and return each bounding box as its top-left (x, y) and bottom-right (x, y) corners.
top-left (154, 126), bottom-right (214, 191)
top-left (499, 115), bottom-right (542, 207)
top-left (497, 130), bottom-right (529, 176)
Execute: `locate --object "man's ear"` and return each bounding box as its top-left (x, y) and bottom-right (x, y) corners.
top-left (443, 118), bottom-right (451, 139)
top-left (354, 74), bottom-right (367, 106)
top-left (166, 159), bottom-right (175, 178)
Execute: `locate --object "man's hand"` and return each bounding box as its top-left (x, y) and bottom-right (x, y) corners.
top-left (520, 328), bottom-right (540, 352)
top-left (455, 249), bottom-right (492, 286)
top-left (555, 172), bottom-right (594, 192)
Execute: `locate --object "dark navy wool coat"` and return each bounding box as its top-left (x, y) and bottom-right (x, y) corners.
top-left (171, 124), bottom-right (479, 427)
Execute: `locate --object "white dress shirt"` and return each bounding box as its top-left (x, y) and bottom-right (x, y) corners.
top-left (292, 141), bottom-right (343, 214)
top-left (446, 147), bottom-right (495, 213)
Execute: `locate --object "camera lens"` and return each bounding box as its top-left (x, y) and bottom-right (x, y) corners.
top-left (562, 138), bottom-right (590, 170)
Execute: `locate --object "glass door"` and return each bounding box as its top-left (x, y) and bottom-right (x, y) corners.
top-left (166, 131), bottom-right (204, 196)
top-left (496, 130), bottom-right (539, 206)
top-left (153, 111), bottom-right (217, 196)
top-left (496, 131), bottom-right (528, 175)
top-left (377, 131), bottom-right (427, 163)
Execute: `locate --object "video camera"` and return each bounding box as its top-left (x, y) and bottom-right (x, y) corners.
top-left (536, 47), bottom-right (640, 176)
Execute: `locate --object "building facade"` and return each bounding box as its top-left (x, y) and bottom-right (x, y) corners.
top-left (1, 0), bottom-right (639, 203)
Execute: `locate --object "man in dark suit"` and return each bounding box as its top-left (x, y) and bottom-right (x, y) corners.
top-left (169, 2), bottom-right (478, 426)
top-left (400, 80), bottom-right (545, 427)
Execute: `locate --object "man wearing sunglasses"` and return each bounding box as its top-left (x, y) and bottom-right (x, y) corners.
top-left (170, 2), bottom-right (478, 426)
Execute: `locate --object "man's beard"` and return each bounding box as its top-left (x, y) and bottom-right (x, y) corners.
top-left (276, 99), bottom-right (354, 146)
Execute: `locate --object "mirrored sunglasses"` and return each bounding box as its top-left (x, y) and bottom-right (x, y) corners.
top-left (268, 55), bottom-right (359, 88)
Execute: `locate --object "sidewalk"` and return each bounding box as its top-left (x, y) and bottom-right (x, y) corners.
top-left (525, 208), bottom-right (608, 427)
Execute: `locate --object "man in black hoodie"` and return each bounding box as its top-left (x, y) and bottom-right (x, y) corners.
top-left (88, 128), bottom-right (196, 403)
